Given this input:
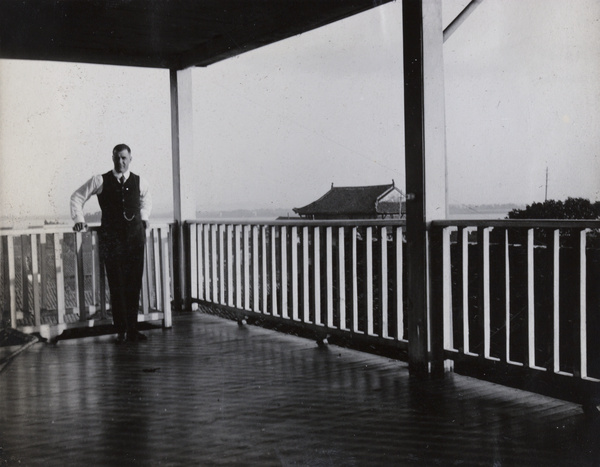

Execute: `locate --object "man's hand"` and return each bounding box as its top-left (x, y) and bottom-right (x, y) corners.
top-left (73, 222), bottom-right (87, 232)
top-left (142, 220), bottom-right (149, 231)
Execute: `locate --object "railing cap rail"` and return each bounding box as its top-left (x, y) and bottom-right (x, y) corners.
top-left (432, 219), bottom-right (600, 229)
top-left (0, 223), bottom-right (173, 236)
top-left (186, 218), bottom-right (406, 228)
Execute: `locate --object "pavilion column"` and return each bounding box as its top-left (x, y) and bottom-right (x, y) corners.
top-left (402, 0), bottom-right (447, 376)
top-left (170, 67), bottom-right (196, 310)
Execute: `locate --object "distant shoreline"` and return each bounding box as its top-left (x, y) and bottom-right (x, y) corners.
top-left (1, 203), bottom-right (522, 229)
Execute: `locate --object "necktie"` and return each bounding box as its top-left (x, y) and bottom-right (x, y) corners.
top-left (120, 175), bottom-right (125, 186)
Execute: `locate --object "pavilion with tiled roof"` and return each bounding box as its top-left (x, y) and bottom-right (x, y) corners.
top-left (293, 182), bottom-right (405, 220)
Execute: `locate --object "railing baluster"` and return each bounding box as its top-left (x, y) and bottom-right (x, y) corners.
top-left (526, 228), bottom-right (535, 368)
top-left (579, 229), bottom-right (588, 379)
top-left (281, 226), bottom-right (288, 319)
top-left (483, 227), bottom-right (491, 359)
top-left (211, 225), bottom-right (217, 303)
top-left (291, 226), bottom-right (299, 321)
top-left (243, 225), bottom-right (250, 311)
top-left (252, 225), bottom-right (259, 312)
top-left (261, 226), bottom-right (268, 314)
top-left (160, 227), bottom-right (172, 328)
top-left (54, 233), bottom-right (66, 325)
top-left (197, 224), bottom-right (204, 301)
top-left (169, 227), bottom-right (175, 301)
top-left (271, 226), bottom-right (278, 317)
top-left (366, 227), bottom-right (374, 336)
top-left (141, 233), bottom-right (150, 315)
top-left (396, 226), bottom-right (403, 340)
top-left (91, 233), bottom-right (99, 312)
top-left (253, 227), bottom-right (260, 311)
top-left (381, 226), bottom-right (389, 338)
top-left (153, 229), bottom-right (162, 309)
top-left (303, 226), bottom-right (310, 323)
top-left (203, 224), bottom-right (210, 302)
top-left (352, 227), bottom-right (359, 333)
top-left (442, 227), bottom-right (453, 350)
top-left (314, 226), bottom-right (321, 326)
top-left (227, 225), bottom-right (233, 306)
top-left (503, 229), bottom-right (510, 362)
top-left (75, 232), bottom-right (87, 321)
top-left (7, 236), bottom-right (17, 328)
top-left (219, 225), bottom-right (225, 305)
top-left (461, 227), bottom-right (470, 354)
top-left (551, 228), bottom-right (560, 374)
top-left (190, 223), bottom-right (198, 300)
top-left (40, 234), bottom-right (48, 316)
top-left (235, 225), bottom-right (242, 310)
top-left (338, 227), bottom-right (347, 331)
top-left (31, 234), bottom-right (41, 326)
top-left (20, 236), bottom-right (29, 317)
top-left (326, 226), bottom-right (333, 328)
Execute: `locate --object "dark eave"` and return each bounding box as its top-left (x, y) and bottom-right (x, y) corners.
top-left (0, 0), bottom-right (394, 69)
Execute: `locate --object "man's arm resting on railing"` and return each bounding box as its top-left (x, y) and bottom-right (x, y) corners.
top-left (70, 174), bottom-right (102, 231)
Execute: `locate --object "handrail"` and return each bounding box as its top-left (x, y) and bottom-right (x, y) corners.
top-left (190, 218), bottom-right (600, 229)
top-left (1, 222), bottom-right (173, 237)
top-left (187, 219), bottom-right (406, 228)
top-left (432, 219), bottom-right (600, 229)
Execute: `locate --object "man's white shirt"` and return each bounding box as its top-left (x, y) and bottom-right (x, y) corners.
top-left (70, 169), bottom-right (152, 224)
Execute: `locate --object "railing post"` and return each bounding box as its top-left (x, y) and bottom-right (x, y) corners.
top-left (161, 227), bottom-right (173, 328)
top-left (171, 220), bottom-right (191, 310)
top-left (428, 226), bottom-right (445, 376)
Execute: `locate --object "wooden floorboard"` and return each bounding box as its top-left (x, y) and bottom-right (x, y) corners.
top-left (0, 311), bottom-right (598, 466)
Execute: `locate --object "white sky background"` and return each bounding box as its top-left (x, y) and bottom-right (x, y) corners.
top-left (0, 0), bottom-right (598, 222)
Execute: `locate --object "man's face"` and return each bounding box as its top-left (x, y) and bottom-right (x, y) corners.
top-left (113, 149), bottom-right (132, 174)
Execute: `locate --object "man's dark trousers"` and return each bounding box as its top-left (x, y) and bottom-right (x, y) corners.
top-left (98, 172), bottom-right (145, 336)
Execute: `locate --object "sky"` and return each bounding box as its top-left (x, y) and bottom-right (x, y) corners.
top-left (0, 0), bottom-right (599, 223)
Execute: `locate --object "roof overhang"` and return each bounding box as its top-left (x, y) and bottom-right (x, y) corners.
top-left (0, 0), bottom-right (394, 69)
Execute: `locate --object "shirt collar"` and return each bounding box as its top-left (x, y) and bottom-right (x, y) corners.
top-left (112, 169), bottom-right (131, 181)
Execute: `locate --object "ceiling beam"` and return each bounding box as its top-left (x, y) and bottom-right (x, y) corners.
top-left (443, 0), bottom-right (485, 43)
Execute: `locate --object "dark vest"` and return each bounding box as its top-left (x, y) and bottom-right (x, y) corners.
top-left (98, 171), bottom-right (142, 230)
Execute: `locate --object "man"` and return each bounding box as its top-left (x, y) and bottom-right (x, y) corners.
top-left (71, 144), bottom-right (152, 343)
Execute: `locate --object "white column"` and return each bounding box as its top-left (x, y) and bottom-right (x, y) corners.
top-left (423, 0), bottom-right (448, 221)
top-left (170, 67), bottom-right (196, 223)
top-left (170, 67), bottom-right (196, 308)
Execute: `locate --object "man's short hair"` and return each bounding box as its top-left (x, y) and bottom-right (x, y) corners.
top-left (113, 144), bottom-right (131, 156)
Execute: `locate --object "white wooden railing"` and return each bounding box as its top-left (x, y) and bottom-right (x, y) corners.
top-left (188, 218), bottom-right (600, 406)
top-left (187, 220), bottom-right (408, 349)
top-left (429, 220), bottom-right (600, 403)
top-left (0, 224), bottom-right (173, 339)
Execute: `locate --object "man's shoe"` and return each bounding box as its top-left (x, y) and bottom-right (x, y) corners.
top-left (115, 333), bottom-right (126, 344)
top-left (126, 331), bottom-right (148, 342)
